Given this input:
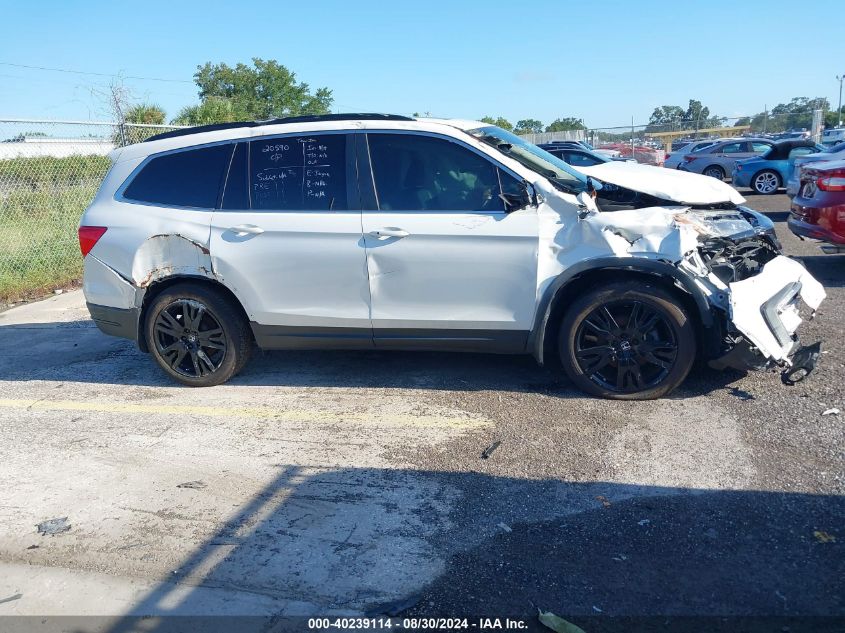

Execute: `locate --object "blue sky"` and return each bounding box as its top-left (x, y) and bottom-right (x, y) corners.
top-left (1, 0), bottom-right (843, 127)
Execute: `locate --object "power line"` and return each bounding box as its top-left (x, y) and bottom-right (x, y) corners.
top-left (0, 61), bottom-right (193, 84)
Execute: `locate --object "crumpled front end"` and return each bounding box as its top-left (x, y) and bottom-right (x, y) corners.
top-left (534, 171), bottom-right (827, 382)
top-left (674, 210), bottom-right (826, 377)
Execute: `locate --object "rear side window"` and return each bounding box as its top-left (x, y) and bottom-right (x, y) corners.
top-left (249, 134), bottom-right (348, 211)
top-left (789, 146), bottom-right (817, 158)
top-left (564, 151), bottom-right (602, 167)
top-left (123, 144), bottom-right (233, 208)
top-left (752, 142), bottom-right (772, 153)
top-left (720, 142), bottom-right (747, 154)
top-left (367, 133), bottom-right (507, 212)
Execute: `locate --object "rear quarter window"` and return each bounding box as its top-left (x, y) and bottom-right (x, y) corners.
top-left (122, 144), bottom-right (234, 209)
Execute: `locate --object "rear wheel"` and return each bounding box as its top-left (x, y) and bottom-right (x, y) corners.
top-left (145, 283), bottom-right (252, 387)
top-left (703, 165), bottom-right (725, 179)
top-left (558, 282), bottom-right (696, 400)
top-left (752, 170), bottom-right (781, 195)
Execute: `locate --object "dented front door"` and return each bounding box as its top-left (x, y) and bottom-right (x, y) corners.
top-left (359, 132), bottom-right (539, 348)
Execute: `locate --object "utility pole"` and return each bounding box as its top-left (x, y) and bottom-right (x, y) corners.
top-left (837, 75), bottom-right (844, 127)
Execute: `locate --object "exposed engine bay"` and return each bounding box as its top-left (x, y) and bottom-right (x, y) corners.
top-left (594, 184), bottom-right (781, 284)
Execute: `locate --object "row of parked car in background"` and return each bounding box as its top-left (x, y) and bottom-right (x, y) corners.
top-left (536, 131), bottom-right (845, 254)
top-left (666, 132), bottom-right (845, 252)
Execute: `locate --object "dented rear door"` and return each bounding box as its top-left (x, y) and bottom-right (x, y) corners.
top-left (209, 135), bottom-right (372, 335)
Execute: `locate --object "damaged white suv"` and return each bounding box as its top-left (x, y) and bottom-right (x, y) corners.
top-left (79, 114), bottom-right (826, 399)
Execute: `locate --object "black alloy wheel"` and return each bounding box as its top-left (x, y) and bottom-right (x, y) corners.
top-left (574, 300), bottom-right (678, 393)
top-left (153, 299), bottom-right (227, 378)
top-left (559, 281), bottom-right (696, 400)
top-left (145, 282), bottom-right (253, 387)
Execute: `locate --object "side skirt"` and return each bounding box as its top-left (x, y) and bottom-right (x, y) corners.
top-left (251, 324), bottom-right (529, 354)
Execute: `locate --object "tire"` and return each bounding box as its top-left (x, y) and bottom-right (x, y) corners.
top-left (144, 282), bottom-right (253, 387)
top-left (751, 169), bottom-right (781, 195)
top-left (703, 165), bottom-right (725, 180)
top-left (558, 281), bottom-right (696, 400)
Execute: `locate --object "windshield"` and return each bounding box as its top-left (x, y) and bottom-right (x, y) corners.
top-left (466, 126), bottom-right (587, 192)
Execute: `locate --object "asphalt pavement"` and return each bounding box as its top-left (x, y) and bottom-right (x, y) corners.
top-left (0, 191), bottom-right (842, 633)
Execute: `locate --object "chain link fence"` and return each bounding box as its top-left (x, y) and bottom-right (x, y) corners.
top-left (0, 119), bottom-right (185, 303)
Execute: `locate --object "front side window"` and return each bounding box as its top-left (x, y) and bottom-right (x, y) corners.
top-left (249, 134), bottom-right (347, 211)
top-left (123, 144), bottom-right (233, 208)
top-left (692, 141), bottom-right (717, 152)
top-left (367, 133), bottom-right (509, 212)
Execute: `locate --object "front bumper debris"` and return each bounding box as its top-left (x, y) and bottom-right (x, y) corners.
top-left (727, 256), bottom-right (825, 362)
top-left (781, 341), bottom-right (822, 385)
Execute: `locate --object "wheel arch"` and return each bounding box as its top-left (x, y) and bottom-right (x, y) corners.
top-left (137, 275), bottom-right (252, 353)
top-left (703, 164), bottom-right (725, 177)
top-left (529, 259), bottom-right (717, 367)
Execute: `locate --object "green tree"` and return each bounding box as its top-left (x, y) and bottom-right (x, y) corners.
top-left (648, 105), bottom-right (685, 128)
top-left (825, 106), bottom-right (845, 128)
top-left (545, 117), bottom-right (586, 132)
top-left (744, 96), bottom-right (832, 133)
top-left (177, 58), bottom-right (334, 124)
top-left (514, 118), bottom-right (544, 135)
top-left (124, 103), bottom-right (166, 125)
top-left (172, 97), bottom-right (242, 125)
top-left (683, 99), bottom-right (710, 126)
top-left (480, 116), bottom-right (514, 131)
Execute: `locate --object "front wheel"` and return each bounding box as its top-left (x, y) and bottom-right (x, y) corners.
top-left (752, 170), bottom-right (781, 195)
top-left (145, 283), bottom-right (253, 387)
top-left (558, 282), bottom-right (696, 400)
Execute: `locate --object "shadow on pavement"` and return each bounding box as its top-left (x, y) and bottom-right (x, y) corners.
top-left (0, 319), bottom-right (749, 399)
top-left (797, 254), bottom-right (845, 289)
top-left (43, 466), bottom-right (843, 633)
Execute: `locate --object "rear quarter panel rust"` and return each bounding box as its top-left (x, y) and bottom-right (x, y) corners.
top-left (132, 234), bottom-right (214, 288)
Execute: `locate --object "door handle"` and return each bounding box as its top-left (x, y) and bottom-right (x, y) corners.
top-left (229, 224), bottom-right (264, 235)
top-left (369, 228), bottom-right (409, 238)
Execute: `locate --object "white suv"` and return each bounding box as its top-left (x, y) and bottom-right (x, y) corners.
top-left (79, 114), bottom-right (825, 399)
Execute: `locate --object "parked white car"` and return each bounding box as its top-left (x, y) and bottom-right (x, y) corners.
top-left (821, 128), bottom-right (845, 147)
top-left (663, 139), bottom-right (720, 169)
top-left (80, 114), bottom-right (825, 399)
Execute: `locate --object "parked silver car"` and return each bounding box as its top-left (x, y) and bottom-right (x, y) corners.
top-left (664, 139), bottom-right (720, 169)
top-left (678, 138), bottom-right (774, 180)
top-left (786, 141), bottom-right (845, 197)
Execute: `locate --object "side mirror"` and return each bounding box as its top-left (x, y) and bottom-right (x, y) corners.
top-left (500, 180), bottom-right (537, 213)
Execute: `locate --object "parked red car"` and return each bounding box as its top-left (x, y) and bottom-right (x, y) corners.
top-left (788, 159), bottom-right (845, 253)
top-left (597, 143), bottom-right (664, 166)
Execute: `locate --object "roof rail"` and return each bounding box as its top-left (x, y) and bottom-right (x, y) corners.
top-left (144, 113), bottom-right (415, 142)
